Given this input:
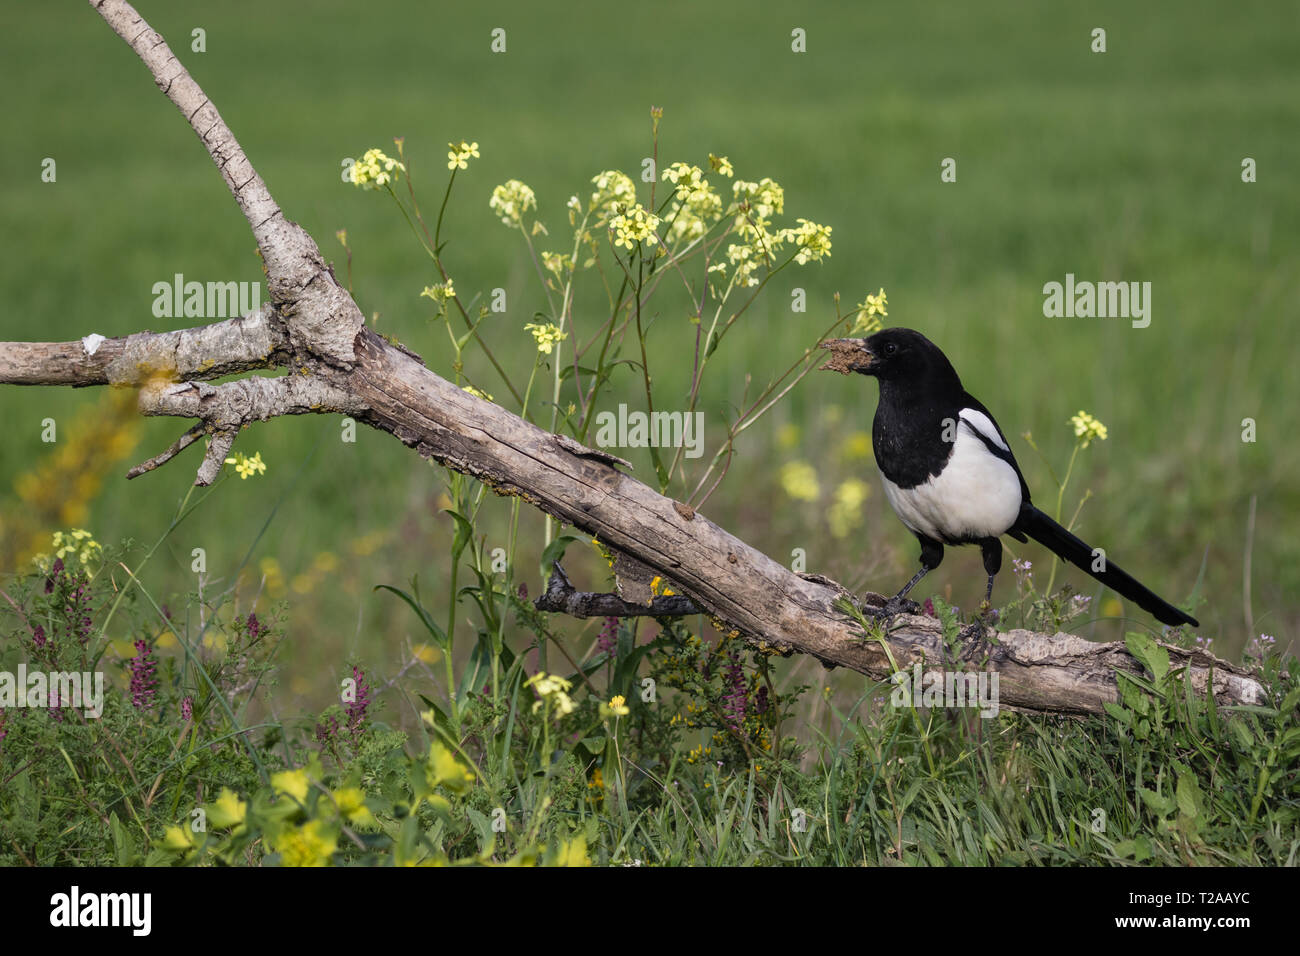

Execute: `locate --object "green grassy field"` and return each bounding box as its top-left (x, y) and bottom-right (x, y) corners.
top-left (1, 0), bottom-right (1297, 719)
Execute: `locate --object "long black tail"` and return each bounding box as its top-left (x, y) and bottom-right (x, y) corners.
top-left (1014, 506), bottom-right (1198, 628)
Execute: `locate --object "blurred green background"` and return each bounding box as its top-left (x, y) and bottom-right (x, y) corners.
top-left (1, 0), bottom-right (1296, 710)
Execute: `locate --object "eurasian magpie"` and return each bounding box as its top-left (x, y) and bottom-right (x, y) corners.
top-left (819, 327), bottom-right (1198, 629)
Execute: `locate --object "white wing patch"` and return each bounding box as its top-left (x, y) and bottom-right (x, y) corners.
top-left (879, 423), bottom-right (1022, 541)
top-left (958, 408), bottom-right (1009, 451)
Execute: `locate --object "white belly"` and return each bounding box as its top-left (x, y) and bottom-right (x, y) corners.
top-left (880, 428), bottom-right (1022, 541)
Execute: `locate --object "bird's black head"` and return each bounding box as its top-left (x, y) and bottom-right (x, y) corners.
top-left (820, 327), bottom-right (961, 389)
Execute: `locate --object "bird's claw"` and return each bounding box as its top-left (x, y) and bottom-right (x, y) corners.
top-left (861, 595), bottom-right (922, 620)
top-left (957, 614), bottom-right (999, 664)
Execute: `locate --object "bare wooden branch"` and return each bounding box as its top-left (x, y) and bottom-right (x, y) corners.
top-left (0, 305), bottom-right (286, 387)
top-left (125, 424), bottom-right (205, 479)
top-left (0, 2), bottom-right (1268, 717)
top-left (535, 562), bottom-right (701, 618)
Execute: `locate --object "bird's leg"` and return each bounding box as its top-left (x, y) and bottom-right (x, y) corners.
top-left (865, 537), bottom-right (943, 619)
top-left (888, 565), bottom-right (930, 614)
top-left (959, 540), bottom-right (1003, 663)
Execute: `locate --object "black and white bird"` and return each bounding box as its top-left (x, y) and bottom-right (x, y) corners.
top-left (819, 327), bottom-right (1198, 630)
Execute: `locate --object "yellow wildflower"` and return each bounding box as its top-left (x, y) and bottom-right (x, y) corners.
top-left (224, 451), bottom-right (266, 480)
top-left (273, 819), bottom-right (338, 867)
top-left (206, 788), bottom-right (248, 830)
top-left (271, 767), bottom-right (311, 804)
top-left (601, 694), bottom-right (630, 717)
top-left (525, 671), bottom-right (576, 716)
top-left (779, 460), bottom-right (820, 502)
top-left (829, 478), bottom-right (871, 537)
top-left (589, 170), bottom-right (637, 223)
top-left (524, 322), bottom-right (568, 355)
top-left (51, 528), bottom-right (102, 567)
top-left (609, 203), bottom-right (661, 249)
top-left (428, 741), bottom-right (475, 795)
top-left (446, 140), bottom-right (480, 170)
top-left (784, 218), bottom-right (833, 265)
top-left (853, 288), bottom-right (888, 333)
top-left (421, 279), bottom-right (455, 302)
top-left (331, 786), bottom-right (379, 829)
top-left (1070, 411), bottom-right (1109, 448)
top-left (489, 179), bottom-right (537, 227)
top-left (348, 148), bottom-right (405, 190)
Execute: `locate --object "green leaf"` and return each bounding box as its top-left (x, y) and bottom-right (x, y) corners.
top-left (1102, 701), bottom-right (1132, 726)
top-left (109, 812), bottom-right (134, 867)
top-left (443, 508), bottom-right (475, 563)
top-left (1124, 631), bottom-right (1169, 683)
top-left (1175, 773), bottom-right (1202, 820)
top-left (1138, 787), bottom-right (1174, 817)
top-left (374, 583), bottom-right (448, 647)
top-left (539, 534), bottom-right (578, 582)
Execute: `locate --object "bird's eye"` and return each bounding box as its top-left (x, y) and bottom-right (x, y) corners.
top-left (885, 343), bottom-right (897, 355)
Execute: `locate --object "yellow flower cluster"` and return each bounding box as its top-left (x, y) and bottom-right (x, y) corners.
top-left (733, 178), bottom-right (785, 219)
top-left (447, 140), bottom-right (480, 170)
top-left (489, 179), bottom-right (537, 227)
top-left (273, 819), bottom-right (338, 867)
top-left (349, 148), bottom-right (405, 190)
top-left (829, 478), bottom-right (871, 536)
top-left (524, 321), bottom-right (567, 355)
top-left (853, 288), bottom-right (888, 334)
top-left (685, 744), bottom-right (713, 765)
top-left (649, 575), bottom-right (676, 597)
top-left (541, 250), bottom-right (574, 278)
top-left (779, 460), bottom-right (820, 502)
top-left (5, 389), bottom-right (138, 568)
top-left (48, 528), bottom-right (102, 568)
top-left (661, 162), bottom-right (723, 244)
top-left (601, 694), bottom-right (630, 718)
top-left (1070, 410), bottom-right (1109, 448)
top-left (708, 153), bottom-right (734, 177)
top-left (609, 203), bottom-right (661, 249)
top-left (525, 671), bottom-right (575, 716)
top-left (591, 536), bottom-right (616, 571)
top-left (710, 176), bottom-right (829, 286)
top-left (461, 384), bottom-right (493, 402)
top-left (224, 451), bottom-right (267, 480)
top-left (788, 218), bottom-right (833, 265)
top-left (272, 767), bottom-right (311, 803)
top-left (420, 279), bottom-right (456, 302)
top-left (589, 170), bottom-right (637, 224)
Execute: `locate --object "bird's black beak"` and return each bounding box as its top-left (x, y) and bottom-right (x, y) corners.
top-left (819, 338), bottom-right (874, 375)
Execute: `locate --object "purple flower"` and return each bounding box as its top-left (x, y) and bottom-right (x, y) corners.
top-left (314, 713), bottom-right (341, 745)
top-left (1012, 558), bottom-right (1033, 589)
top-left (129, 639), bottom-right (158, 710)
top-left (180, 696), bottom-right (193, 721)
top-left (44, 557), bottom-right (64, 594)
top-left (345, 665), bottom-right (370, 737)
top-left (597, 616), bottom-right (619, 657)
top-left (1246, 634), bottom-right (1276, 660)
top-left (922, 598), bottom-right (936, 618)
top-left (67, 582), bottom-right (93, 645)
top-left (245, 612), bottom-right (262, 641)
top-left (721, 653), bottom-right (746, 731)
top-left (32, 624), bottom-right (46, 650)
